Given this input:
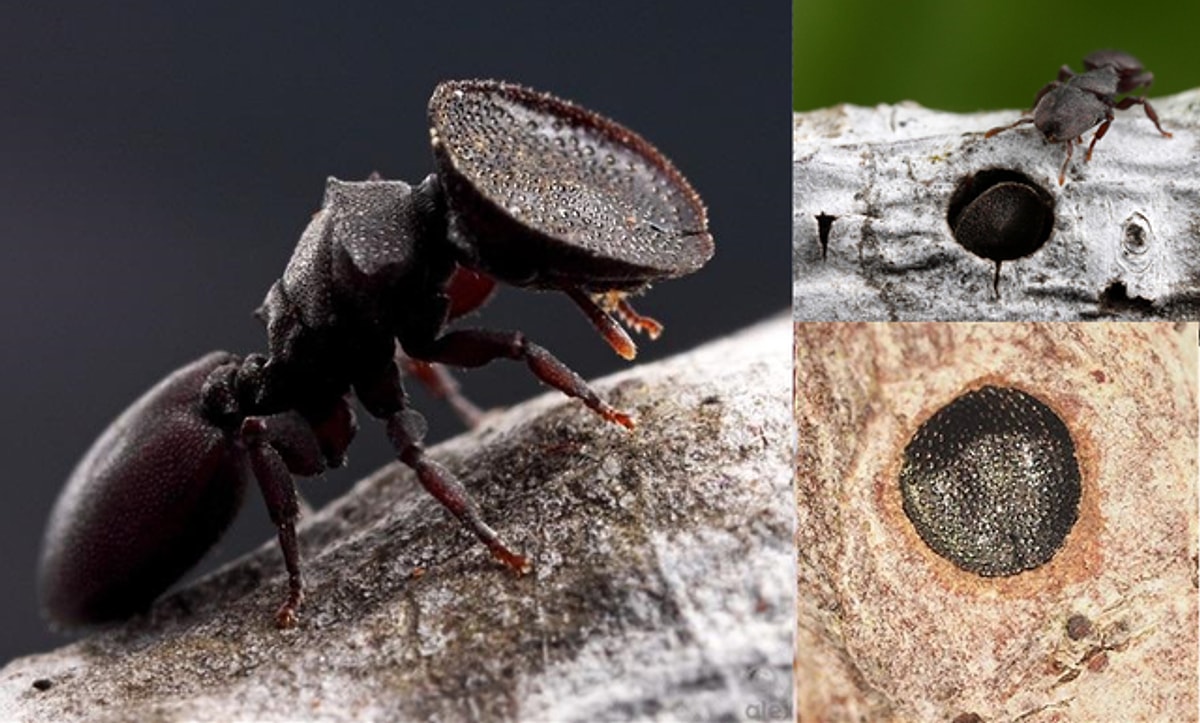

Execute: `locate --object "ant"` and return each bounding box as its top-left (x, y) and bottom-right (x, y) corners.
top-left (986, 50), bottom-right (1172, 185)
top-left (38, 79), bottom-right (713, 629)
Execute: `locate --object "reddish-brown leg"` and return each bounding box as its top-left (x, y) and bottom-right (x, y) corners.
top-left (398, 351), bottom-right (485, 427)
top-left (1116, 96), bottom-right (1172, 138)
top-left (1085, 116), bottom-right (1113, 162)
top-left (410, 329), bottom-right (635, 429)
top-left (237, 407), bottom-right (352, 629)
top-left (354, 363), bottom-right (529, 574)
top-left (390, 411), bottom-right (529, 573)
top-left (1058, 139), bottom-right (1076, 186)
top-left (985, 116), bottom-right (1034, 138)
top-left (398, 264), bottom-right (498, 427)
top-left (241, 417), bottom-right (305, 629)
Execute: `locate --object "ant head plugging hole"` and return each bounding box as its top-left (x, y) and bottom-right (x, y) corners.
top-left (985, 50), bottom-right (1172, 185)
top-left (947, 169), bottom-right (1055, 297)
top-left (38, 79), bottom-right (714, 630)
top-left (899, 385), bottom-right (1081, 577)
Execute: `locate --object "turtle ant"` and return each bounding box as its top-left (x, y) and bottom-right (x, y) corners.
top-left (986, 50), bottom-right (1172, 185)
top-left (38, 80), bottom-right (713, 629)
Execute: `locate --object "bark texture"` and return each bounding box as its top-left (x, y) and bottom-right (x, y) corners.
top-left (795, 322), bottom-right (1198, 721)
top-left (2, 317), bottom-right (793, 723)
top-left (793, 88), bottom-right (1200, 320)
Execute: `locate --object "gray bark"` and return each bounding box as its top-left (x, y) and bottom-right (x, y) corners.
top-left (795, 322), bottom-right (1198, 721)
top-left (793, 88), bottom-right (1200, 320)
top-left (1, 317), bottom-right (794, 723)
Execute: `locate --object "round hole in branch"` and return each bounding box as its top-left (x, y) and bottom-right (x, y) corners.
top-left (947, 169), bottom-right (1055, 263)
top-left (899, 385), bottom-right (1081, 577)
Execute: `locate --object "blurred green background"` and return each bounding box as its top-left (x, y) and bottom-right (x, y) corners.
top-left (793, 0), bottom-right (1200, 112)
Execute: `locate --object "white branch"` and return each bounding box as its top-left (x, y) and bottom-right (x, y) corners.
top-left (793, 88), bottom-right (1200, 320)
top-left (1, 317), bottom-right (794, 723)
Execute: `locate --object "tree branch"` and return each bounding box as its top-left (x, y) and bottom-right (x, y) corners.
top-left (793, 88), bottom-right (1200, 320)
top-left (2, 317), bottom-right (793, 722)
top-left (795, 322), bottom-right (1197, 721)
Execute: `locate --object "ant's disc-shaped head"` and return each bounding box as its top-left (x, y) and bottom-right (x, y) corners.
top-left (428, 79), bottom-right (713, 292)
top-left (39, 352), bottom-right (251, 627)
top-left (1034, 73), bottom-right (1114, 142)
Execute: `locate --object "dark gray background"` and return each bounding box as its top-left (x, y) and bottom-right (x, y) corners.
top-left (0, 3), bottom-right (789, 662)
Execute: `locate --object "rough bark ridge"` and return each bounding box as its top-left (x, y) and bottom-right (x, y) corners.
top-left (793, 88), bottom-right (1200, 320)
top-left (2, 317), bottom-right (793, 723)
top-left (795, 322), bottom-right (1198, 721)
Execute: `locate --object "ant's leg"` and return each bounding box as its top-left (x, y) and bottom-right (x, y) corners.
top-left (237, 408), bottom-right (347, 628)
top-left (1085, 115), bottom-right (1113, 162)
top-left (390, 410), bottom-right (529, 573)
top-left (389, 266), bottom-right (498, 427)
top-left (241, 417), bottom-right (307, 629)
top-left (985, 116), bottom-right (1034, 138)
top-left (410, 329), bottom-right (635, 429)
top-left (355, 363), bottom-right (529, 574)
top-left (1115, 96), bottom-right (1172, 137)
top-left (1058, 140), bottom-right (1075, 186)
top-left (397, 349), bottom-right (486, 427)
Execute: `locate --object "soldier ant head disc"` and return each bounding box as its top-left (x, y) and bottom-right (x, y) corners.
top-left (428, 80), bottom-right (713, 291)
top-left (947, 169), bottom-right (1055, 263)
top-left (899, 385), bottom-right (1081, 577)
